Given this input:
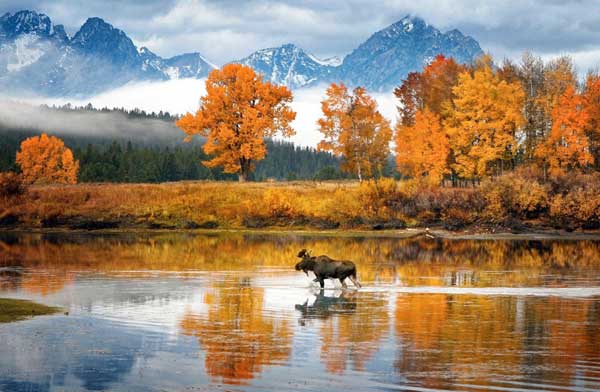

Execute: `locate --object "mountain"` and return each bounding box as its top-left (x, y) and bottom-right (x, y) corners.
top-left (232, 16), bottom-right (481, 91)
top-left (234, 43), bottom-right (338, 89)
top-left (336, 16), bottom-right (483, 91)
top-left (0, 10), bottom-right (215, 96)
top-left (0, 10), bottom-right (483, 96)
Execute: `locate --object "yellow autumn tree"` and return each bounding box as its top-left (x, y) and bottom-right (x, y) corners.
top-left (444, 58), bottom-right (525, 179)
top-left (177, 64), bottom-right (296, 181)
top-left (535, 85), bottom-right (592, 176)
top-left (16, 133), bottom-right (79, 184)
top-left (317, 83), bottom-right (392, 181)
top-left (395, 108), bottom-right (449, 184)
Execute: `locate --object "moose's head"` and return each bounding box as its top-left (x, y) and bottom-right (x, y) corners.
top-left (295, 249), bottom-right (315, 274)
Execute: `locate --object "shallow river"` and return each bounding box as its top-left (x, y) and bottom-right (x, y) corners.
top-left (1, 232), bottom-right (600, 392)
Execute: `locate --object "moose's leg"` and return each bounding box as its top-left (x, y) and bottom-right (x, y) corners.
top-left (315, 274), bottom-right (325, 289)
top-left (339, 277), bottom-right (348, 288)
top-left (349, 276), bottom-right (362, 288)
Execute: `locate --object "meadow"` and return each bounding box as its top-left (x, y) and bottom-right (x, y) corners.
top-left (2, 169), bottom-right (599, 233)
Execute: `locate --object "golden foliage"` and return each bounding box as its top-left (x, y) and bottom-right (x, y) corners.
top-left (5, 171), bottom-right (600, 230)
top-left (357, 178), bottom-right (398, 220)
top-left (15, 133), bottom-right (79, 184)
top-left (480, 173), bottom-right (550, 222)
top-left (317, 83), bottom-right (392, 181)
top-left (444, 61), bottom-right (525, 179)
top-left (395, 108), bottom-right (449, 184)
top-left (176, 64), bottom-right (296, 181)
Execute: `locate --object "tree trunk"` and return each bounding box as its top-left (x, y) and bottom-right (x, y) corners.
top-left (238, 158), bottom-right (250, 182)
top-left (356, 159), bottom-right (363, 182)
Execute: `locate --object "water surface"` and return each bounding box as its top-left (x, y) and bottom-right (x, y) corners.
top-left (1, 232), bottom-right (599, 391)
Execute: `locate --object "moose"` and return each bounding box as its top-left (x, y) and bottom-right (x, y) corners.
top-left (294, 249), bottom-right (362, 289)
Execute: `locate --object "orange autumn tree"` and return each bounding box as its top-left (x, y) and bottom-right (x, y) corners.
top-left (317, 83), bottom-right (392, 181)
top-left (395, 108), bottom-right (449, 184)
top-left (394, 54), bottom-right (465, 126)
top-left (16, 133), bottom-right (79, 184)
top-left (444, 58), bottom-right (525, 179)
top-left (535, 85), bottom-right (592, 176)
top-left (177, 64), bottom-right (296, 181)
top-left (584, 73), bottom-right (600, 169)
top-left (538, 56), bottom-right (577, 124)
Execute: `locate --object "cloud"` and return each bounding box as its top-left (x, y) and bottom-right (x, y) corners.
top-left (13, 78), bottom-right (399, 147)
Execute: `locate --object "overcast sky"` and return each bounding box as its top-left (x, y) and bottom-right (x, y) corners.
top-left (3, 0), bottom-right (600, 72)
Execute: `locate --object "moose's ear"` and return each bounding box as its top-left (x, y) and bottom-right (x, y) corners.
top-left (297, 248), bottom-right (307, 257)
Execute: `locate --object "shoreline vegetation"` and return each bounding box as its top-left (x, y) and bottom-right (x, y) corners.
top-left (2, 58), bottom-right (600, 236)
top-left (0, 298), bottom-right (61, 323)
top-left (2, 174), bottom-right (599, 235)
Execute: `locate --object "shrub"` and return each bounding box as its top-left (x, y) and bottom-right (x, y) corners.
top-left (261, 188), bottom-right (297, 219)
top-left (480, 174), bottom-right (549, 222)
top-left (0, 172), bottom-right (26, 198)
top-left (358, 178), bottom-right (398, 220)
top-left (550, 187), bottom-right (600, 230)
top-left (441, 207), bottom-right (474, 231)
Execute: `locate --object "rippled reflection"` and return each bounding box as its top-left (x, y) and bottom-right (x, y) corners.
top-left (180, 278), bottom-right (292, 385)
top-left (0, 232), bottom-right (599, 391)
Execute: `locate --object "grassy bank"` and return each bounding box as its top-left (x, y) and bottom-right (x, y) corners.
top-left (0, 298), bottom-right (61, 323)
top-left (1, 172), bottom-right (600, 232)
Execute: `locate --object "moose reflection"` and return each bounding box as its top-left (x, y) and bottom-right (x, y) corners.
top-left (295, 291), bottom-right (357, 323)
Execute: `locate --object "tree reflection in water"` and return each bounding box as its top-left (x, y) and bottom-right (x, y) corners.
top-left (0, 232), bottom-right (599, 390)
top-left (180, 278), bottom-right (292, 385)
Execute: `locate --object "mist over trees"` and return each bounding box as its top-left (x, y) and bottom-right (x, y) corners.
top-left (0, 106), bottom-right (344, 182)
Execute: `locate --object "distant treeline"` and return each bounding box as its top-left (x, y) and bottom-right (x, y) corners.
top-left (42, 103), bottom-right (181, 122)
top-left (0, 105), bottom-right (354, 182)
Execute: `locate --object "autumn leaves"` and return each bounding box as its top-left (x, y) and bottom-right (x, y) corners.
top-left (397, 54), bottom-right (600, 182)
top-left (177, 64), bottom-right (296, 182)
top-left (13, 53), bottom-right (600, 187)
top-left (177, 64), bottom-right (393, 182)
top-left (179, 54), bottom-right (600, 185)
top-left (317, 84), bottom-right (392, 182)
top-left (16, 133), bottom-right (79, 185)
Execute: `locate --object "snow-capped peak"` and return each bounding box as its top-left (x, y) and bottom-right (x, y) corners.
top-left (234, 43), bottom-right (338, 89)
top-left (401, 16), bottom-right (414, 32)
top-left (307, 53), bottom-right (342, 67)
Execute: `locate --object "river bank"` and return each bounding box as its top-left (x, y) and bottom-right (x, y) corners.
top-left (1, 177), bottom-right (599, 233)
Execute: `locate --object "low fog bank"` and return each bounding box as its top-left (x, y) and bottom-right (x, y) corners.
top-left (0, 98), bottom-right (185, 144)
top-left (2, 78), bottom-right (399, 147)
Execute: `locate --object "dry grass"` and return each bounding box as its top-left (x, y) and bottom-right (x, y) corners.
top-left (2, 174), bottom-right (600, 231)
top-left (0, 298), bottom-right (61, 323)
